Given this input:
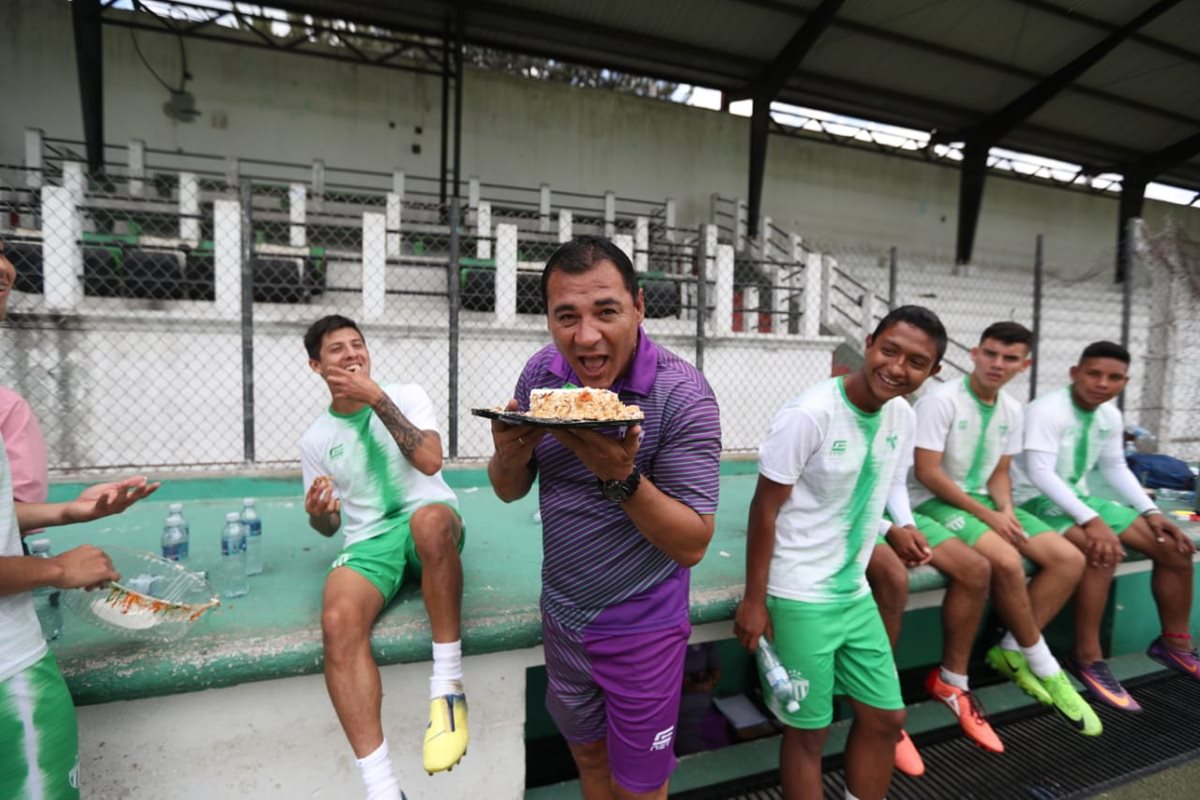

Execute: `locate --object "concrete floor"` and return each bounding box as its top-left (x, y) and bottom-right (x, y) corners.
top-left (1095, 756), bottom-right (1200, 799)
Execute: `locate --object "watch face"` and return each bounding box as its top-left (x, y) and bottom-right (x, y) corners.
top-left (600, 469), bottom-right (639, 502)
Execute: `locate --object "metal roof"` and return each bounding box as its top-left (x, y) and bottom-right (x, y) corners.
top-left (265, 0), bottom-right (1200, 191)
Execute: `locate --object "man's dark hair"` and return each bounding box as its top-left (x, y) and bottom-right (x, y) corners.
top-left (304, 315), bottom-right (363, 360)
top-left (979, 321), bottom-right (1034, 349)
top-left (1080, 340), bottom-right (1130, 365)
top-left (540, 235), bottom-right (639, 308)
top-left (870, 305), bottom-right (948, 364)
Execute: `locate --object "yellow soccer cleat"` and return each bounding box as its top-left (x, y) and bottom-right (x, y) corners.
top-left (423, 694), bottom-right (469, 774)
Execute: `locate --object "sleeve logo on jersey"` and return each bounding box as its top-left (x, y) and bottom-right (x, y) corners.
top-left (886, 434), bottom-right (898, 450)
top-left (831, 439), bottom-right (847, 454)
top-left (329, 444), bottom-right (344, 461)
top-left (1098, 425), bottom-right (1111, 438)
top-left (998, 423), bottom-right (1009, 437)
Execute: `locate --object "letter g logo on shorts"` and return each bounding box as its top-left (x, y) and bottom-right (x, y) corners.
top-left (650, 725), bottom-right (675, 751)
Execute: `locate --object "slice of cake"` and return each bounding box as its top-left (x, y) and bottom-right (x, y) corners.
top-left (529, 387), bottom-right (642, 421)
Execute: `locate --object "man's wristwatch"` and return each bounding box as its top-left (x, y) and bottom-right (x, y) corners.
top-left (598, 467), bottom-right (641, 503)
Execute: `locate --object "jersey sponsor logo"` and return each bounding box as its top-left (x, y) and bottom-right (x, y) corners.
top-left (831, 439), bottom-right (847, 454)
top-left (958, 420), bottom-right (968, 430)
top-left (330, 444), bottom-right (344, 460)
top-left (650, 725), bottom-right (675, 751)
top-left (1098, 425), bottom-right (1112, 438)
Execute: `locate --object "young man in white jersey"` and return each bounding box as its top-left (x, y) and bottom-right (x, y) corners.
top-left (1014, 340), bottom-right (1197, 711)
top-left (910, 322), bottom-right (1095, 735)
top-left (1, 437), bottom-right (156, 800)
top-left (300, 316), bottom-right (467, 800)
top-left (735, 306), bottom-right (946, 800)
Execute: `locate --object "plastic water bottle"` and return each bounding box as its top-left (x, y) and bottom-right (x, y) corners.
top-left (240, 498), bottom-right (263, 576)
top-left (161, 502), bottom-right (190, 563)
top-left (757, 636), bottom-right (800, 713)
top-left (216, 512), bottom-right (248, 598)
top-left (28, 539), bottom-right (62, 641)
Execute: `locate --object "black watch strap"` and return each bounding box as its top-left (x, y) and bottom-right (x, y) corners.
top-left (598, 467), bottom-right (641, 503)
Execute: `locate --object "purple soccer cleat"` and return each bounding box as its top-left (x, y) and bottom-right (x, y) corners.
top-left (1063, 654), bottom-right (1142, 713)
top-left (1147, 637), bottom-right (1200, 683)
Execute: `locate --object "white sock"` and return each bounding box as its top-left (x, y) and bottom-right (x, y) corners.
top-left (845, 790), bottom-right (862, 800)
top-left (1000, 631), bottom-right (1020, 651)
top-left (355, 739), bottom-right (403, 800)
top-left (939, 666), bottom-right (970, 691)
top-left (1021, 636), bottom-right (1061, 679)
top-left (430, 639), bottom-right (464, 698)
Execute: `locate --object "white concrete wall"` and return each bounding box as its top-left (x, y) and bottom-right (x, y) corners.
top-left (3, 0), bottom-right (1199, 280)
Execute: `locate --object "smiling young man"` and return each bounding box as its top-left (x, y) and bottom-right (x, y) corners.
top-left (487, 236), bottom-right (721, 800)
top-left (734, 306), bottom-right (945, 800)
top-left (909, 322), bottom-right (1095, 736)
top-left (300, 315), bottom-right (466, 800)
top-left (1013, 341), bottom-right (1198, 711)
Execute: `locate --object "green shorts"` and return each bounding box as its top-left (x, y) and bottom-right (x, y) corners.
top-left (1020, 494), bottom-right (1138, 535)
top-left (877, 511), bottom-right (956, 548)
top-left (0, 650), bottom-right (80, 800)
top-left (764, 593), bottom-right (903, 729)
top-left (330, 503), bottom-right (465, 604)
top-left (917, 494), bottom-right (1056, 546)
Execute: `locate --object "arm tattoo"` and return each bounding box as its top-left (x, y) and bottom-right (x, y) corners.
top-left (372, 393), bottom-right (426, 460)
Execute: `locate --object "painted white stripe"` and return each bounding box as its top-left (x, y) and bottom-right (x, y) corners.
top-left (13, 669), bottom-right (44, 800)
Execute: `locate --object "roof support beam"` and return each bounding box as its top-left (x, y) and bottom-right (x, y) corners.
top-left (72, 0), bottom-right (105, 176)
top-left (1114, 132), bottom-right (1200, 282)
top-left (954, 0), bottom-right (1180, 266)
top-left (746, 0), bottom-right (844, 237)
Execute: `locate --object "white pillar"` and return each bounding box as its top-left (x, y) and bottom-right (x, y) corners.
top-left (759, 216), bottom-right (772, 259)
top-left (213, 199), bottom-right (242, 320)
top-left (558, 210), bottom-right (573, 244)
top-left (634, 217), bottom-right (649, 272)
top-left (664, 199), bottom-right (676, 244)
top-left (63, 162), bottom-right (85, 202)
top-left (468, 177), bottom-right (480, 210)
top-left (604, 191), bottom-right (615, 238)
top-left (807, 250), bottom-right (825, 337)
top-left (743, 287), bottom-right (759, 333)
top-left (476, 201), bottom-right (492, 259)
top-left (288, 183), bottom-right (307, 248)
top-left (24, 128), bottom-right (43, 189)
top-left (180, 172), bottom-right (201, 241)
top-left (539, 184), bottom-right (551, 233)
top-left (362, 212), bottom-right (386, 322)
top-left (613, 234), bottom-right (634, 265)
top-left (386, 192), bottom-right (402, 259)
top-left (714, 243), bottom-right (734, 336)
top-left (128, 139), bottom-right (146, 198)
top-left (494, 224), bottom-right (518, 325)
top-left (41, 186), bottom-right (82, 311)
top-left (392, 170), bottom-right (406, 199)
top-left (710, 193), bottom-right (721, 227)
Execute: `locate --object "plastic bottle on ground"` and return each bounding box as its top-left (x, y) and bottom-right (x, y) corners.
top-left (161, 502), bottom-right (190, 563)
top-left (216, 512), bottom-right (249, 598)
top-left (240, 498), bottom-right (263, 576)
top-left (28, 538), bottom-right (62, 641)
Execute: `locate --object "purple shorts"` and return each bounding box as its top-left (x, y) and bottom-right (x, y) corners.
top-left (543, 611), bottom-right (691, 794)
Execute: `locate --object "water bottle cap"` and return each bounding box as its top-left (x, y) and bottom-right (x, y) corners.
top-left (785, 700), bottom-right (800, 713)
top-left (28, 538), bottom-right (51, 553)
top-left (168, 502), bottom-right (184, 513)
top-left (226, 512), bottom-right (240, 522)
top-left (243, 498), bottom-right (256, 506)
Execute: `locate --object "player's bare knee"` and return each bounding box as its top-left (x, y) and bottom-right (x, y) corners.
top-left (955, 549), bottom-right (991, 594)
top-left (1156, 545), bottom-right (1194, 572)
top-left (868, 553), bottom-right (908, 610)
top-left (321, 600), bottom-right (370, 651)
top-left (570, 740), bottom-right (610, 773)
top-left (410, 505), bottom-right (460, 559)
top-left (860, 706), bottom-right (905, 740)
top-left (989, 547), bottom-right (1025, 588)
top-left (1056, 540), bottom-right (1086, 577)
top-left (783, 726), bottom-right (828, 759)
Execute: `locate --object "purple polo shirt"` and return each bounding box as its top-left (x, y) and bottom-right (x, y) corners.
top-left (514, 329), bottom-right (721, 634)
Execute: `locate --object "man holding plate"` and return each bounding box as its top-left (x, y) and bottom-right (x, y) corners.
top-left (487, 236), bottom-right (721, 800)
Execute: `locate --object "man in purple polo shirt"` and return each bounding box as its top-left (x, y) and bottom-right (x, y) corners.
top-left (487, 235), bottom-right (721, 799)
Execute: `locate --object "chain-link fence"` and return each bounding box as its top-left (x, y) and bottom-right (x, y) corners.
top-left (1, 161), bottom-right (1181, 474)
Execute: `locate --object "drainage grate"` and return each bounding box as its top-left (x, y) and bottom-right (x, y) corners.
top-left (674, 672), bottom-right (1200, 800)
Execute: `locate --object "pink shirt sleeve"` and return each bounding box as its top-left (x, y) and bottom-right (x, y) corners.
top-left (0, 387), bottom-right (50, 504)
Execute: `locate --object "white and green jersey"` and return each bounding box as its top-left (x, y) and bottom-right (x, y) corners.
top-left (1012, 386), bottom-right (1124, 504)
top-left (300, 383), bottom-right (458, 548)
top-left (759, 376), bottom-right (915, 603)
top-left (909, 375), bottom-right (1023, 507)
top-left (0, 433), bottom-right (48, 683)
